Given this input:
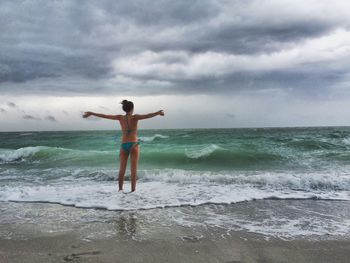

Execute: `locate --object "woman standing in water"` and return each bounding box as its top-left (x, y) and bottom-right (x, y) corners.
top-left (83, 100), bottom-right (164, 192)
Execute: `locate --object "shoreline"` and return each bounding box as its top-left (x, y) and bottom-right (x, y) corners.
top-left (1, 201), bottom-right (350, 262)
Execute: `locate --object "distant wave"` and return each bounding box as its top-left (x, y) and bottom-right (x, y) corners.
top-left (327, 131), bottom-right (350, 139)
top-left (185, 144), bottom-right (220, 159)
top-left (285, 139), bottom-right (341, 150)
top-left (342, 138), bottom-right (350, 145)
top-left (142, 143), bottom-right (287, 169)
top-left (139, 134), bottom-right (169, 142)
top-left (19, 133), bottom-right (33, 136)
top-left (0, 146), bottom-right (44, 163)
top-left (0, 146), bottom-right (114, 165)
top-left (2, 141), bottom-right (350, 169)
top-left (0, 144), bottom-right (288, 168)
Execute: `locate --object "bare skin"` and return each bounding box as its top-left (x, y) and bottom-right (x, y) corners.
top-left (83, 109), bottom-right (164, 192)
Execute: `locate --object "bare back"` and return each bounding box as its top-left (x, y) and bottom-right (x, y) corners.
top-left (119, 114), bottom-right (138, 143)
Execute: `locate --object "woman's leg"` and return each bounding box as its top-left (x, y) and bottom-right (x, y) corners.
top-left (130, 144), bottom-right (140, 192)
top-left (118, 149), bottom-right (129, 191)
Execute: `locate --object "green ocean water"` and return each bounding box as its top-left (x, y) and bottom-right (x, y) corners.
top-left (1, 127), bottom-right (350, 171)
top-left (0, 127), bottom-right (349, 211)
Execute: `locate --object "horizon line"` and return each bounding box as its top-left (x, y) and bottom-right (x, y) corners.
top-left (0, 125), bottom-right (349, 133)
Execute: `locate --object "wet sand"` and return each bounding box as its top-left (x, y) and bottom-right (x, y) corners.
top-left (1, 223), bottom-right (350, 263)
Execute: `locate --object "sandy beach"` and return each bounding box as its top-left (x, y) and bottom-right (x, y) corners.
top-left (1, 201), bottom-right (349, 263)
top-left (1, 221), bottom-right (349, 263)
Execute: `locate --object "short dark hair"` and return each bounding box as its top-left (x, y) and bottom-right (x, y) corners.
top-left (121, 100), bottom-right (134, 113)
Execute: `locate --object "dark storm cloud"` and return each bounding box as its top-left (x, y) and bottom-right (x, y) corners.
top-left (22, 114), bottom-right (41, 120)
top-left (44, 115), bottom-right (57, 122)
top-left (0, 108), bottom-right (6, 113)
top-left (100, 0), bottom-right (217, 26)
top-left (0, 0), bottom-right (349, 96)
top-left (198, 20), bottom-right (335, 54)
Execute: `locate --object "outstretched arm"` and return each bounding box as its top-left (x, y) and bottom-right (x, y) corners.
top-left (82, 111), bottom-right (121, 120)
top-left (135, 110), bottom-right (164, 120)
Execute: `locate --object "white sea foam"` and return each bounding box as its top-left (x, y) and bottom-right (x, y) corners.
top-left (1, 177), bottom-right (349, 211)
top-left (141, 169), bottom-right (350, 191)
top-left (139, 134), bottom-right (169, 142)
top-left (198, 213), bottom-right (350, 239)
top-left (241, 218), bottom-right (350, 239)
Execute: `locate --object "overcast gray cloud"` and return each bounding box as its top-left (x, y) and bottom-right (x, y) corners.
top-left (22, 114), bottom-right (41, 121)
top-left (99, 105), bottom-right (110, 110)
top-left (7, 102), bottom-right (17, 108)
top-left (0, 0), bottom-right (350, 97)
top-left (44, 115), bottom-right (57, 122)
top-left (226, 113), bottom-right (235, 119)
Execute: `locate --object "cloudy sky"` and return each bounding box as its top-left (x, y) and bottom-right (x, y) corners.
top-left (1, 0), bottom-right (350, 131)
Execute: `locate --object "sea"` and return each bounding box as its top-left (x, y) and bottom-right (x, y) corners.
top-left (1, 127), bottom-right (350, 240)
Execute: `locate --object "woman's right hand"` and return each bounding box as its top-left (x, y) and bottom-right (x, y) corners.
top-left (158, 110), bottom-right (164, 116)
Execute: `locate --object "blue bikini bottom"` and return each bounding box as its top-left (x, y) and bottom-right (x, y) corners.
top-left (121, 141), bottom-right (139, 154)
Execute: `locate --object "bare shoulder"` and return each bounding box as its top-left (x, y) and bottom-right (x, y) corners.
top-left (113, 114), bottom-right (123, 120)
top-left (132, 114), bottom-right (141, 120)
